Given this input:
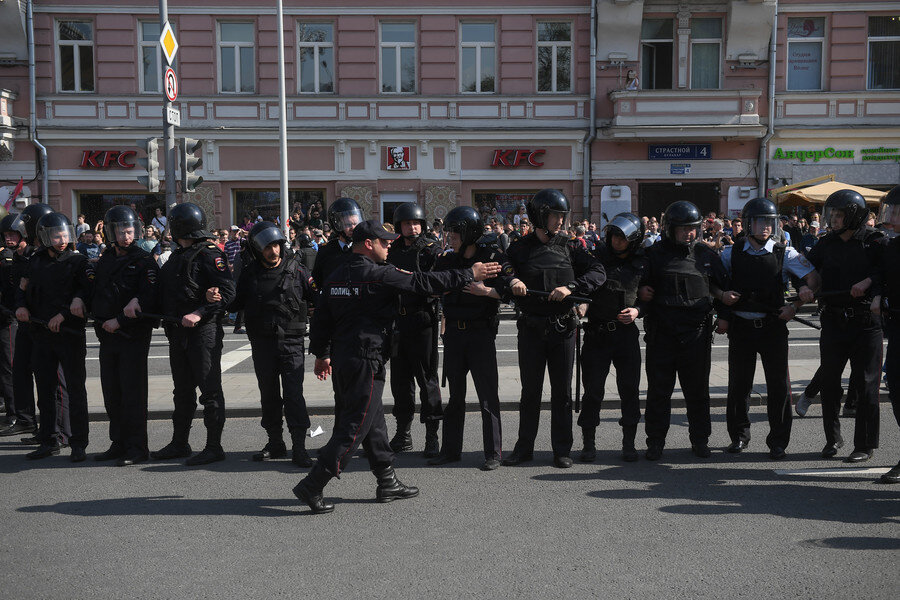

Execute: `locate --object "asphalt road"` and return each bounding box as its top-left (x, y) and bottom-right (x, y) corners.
top-left (0, 407), bottom-right (897, 599)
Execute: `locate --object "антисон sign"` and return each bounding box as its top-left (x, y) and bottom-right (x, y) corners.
top-left (80, 150), bottom-right (137, 169)
top-left (772, 147), bottom-right (854, 162)
top-left (491, 149), bottom-right (545, 168)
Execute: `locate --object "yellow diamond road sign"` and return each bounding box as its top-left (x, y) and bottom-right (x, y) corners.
top-left (159, 21), bottom-right (178, 66)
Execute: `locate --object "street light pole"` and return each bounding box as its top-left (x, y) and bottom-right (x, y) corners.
top-left (276, 0), bottom-right (290, 235)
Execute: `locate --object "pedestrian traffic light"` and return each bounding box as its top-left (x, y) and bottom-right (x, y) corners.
top-left (180, 138), bottom-right (203, 193)
top-left (136, 138), bottom-right (160, 193)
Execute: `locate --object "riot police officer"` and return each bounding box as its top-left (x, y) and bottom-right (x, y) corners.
top-left (717, 198), bottom-right (819, 460)
top-left (294, 233), bottom-right (317, 272)
top-left (227, 221), bottom-right (314, 467)
top-left (872, 185), bottom-right (899, 482)
top-left (502, 189), bottom-right (606, 468)
top-left (293, 220), bottom-right (500, 514)
top-left (807, 189), bottom-right (884, 462)
top-left (91, 205), bottom-right (159, 466)
top-left (311, 197), bottom-right (363, 288)
top-left (387, 202), bottom-right (444, 457)
top-left (16, 212), bottom-right (92, 461)
top-left (578, 213), bottom-right (647, 463)
top-left (640, 201), bottom-right (728, 461)
top-left (430, 206), bottom-right (511, 470)
top-left (0, 214), bottom-right (19, 428)
top-left (151, 203), bottom-right (235, 466)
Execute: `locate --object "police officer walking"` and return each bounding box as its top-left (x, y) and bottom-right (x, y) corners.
top-left (151, 203), bottom-right (235, 466)
top-left (90, 205), bottom-right (159, 466)
top-left (387, 202), bottom-right (444, 457)
top-left (640, 201), bottom-right (728, 461)
top-left (293, 220), bottom-right (500, 513)
top-left (430, 206), bottom-right (511, 470)
top-left (502, 189), bottom-right (605, 468)
top-left (717, 198), bottom-right (819, 460)
top-left (16, 212), bottom-right (92, 461)
top-left (577, 213), bottom-right (647, 463)
top-left (227, 221), bottom-right (314, 467)
top-left (806, 189), bottom-right (885, 462)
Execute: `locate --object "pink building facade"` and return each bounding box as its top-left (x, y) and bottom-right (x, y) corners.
top-left (0, 0), bottom-right (897, 225)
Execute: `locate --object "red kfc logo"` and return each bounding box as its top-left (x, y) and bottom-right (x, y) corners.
top-left (491, 149), bottom-right (545, 168)
top-left (79, 150), bottom-right (137, 169)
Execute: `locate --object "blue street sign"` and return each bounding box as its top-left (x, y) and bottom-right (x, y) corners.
top-left (648, 144), bottom-right (712, 160)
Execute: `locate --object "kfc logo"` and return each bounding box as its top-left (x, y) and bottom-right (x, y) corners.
top-left (386, 146), bottom-right (410, 170)
top-left (79, 150), bottom-right (137, 169)
top-left (490, 149), bottom-right (545, 168)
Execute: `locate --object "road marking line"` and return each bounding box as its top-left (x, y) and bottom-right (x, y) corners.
top-left (221, 343), bottom-right (254, 372)
top-left (775, 467), bottom-right (890, 476)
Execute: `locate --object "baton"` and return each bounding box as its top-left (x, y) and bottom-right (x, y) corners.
top-left (574, 316), bottom-right (582, 413)
top-left (793, 315), bottom-right (821, 330)
top-left (525, 289), bottom-right (593, 305)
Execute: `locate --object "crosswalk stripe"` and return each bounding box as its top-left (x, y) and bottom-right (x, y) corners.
top-left (774, 467), bottom-right (890, 476)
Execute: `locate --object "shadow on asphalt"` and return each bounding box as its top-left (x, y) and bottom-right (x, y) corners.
top-left (799, 536), bottom-right (900, 551)
top-left (16, 496), bottom-right (301, 517)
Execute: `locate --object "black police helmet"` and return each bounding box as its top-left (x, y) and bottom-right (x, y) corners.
top-left (878, 185), bottom-right (900, 227)
top-left (327, 197), bottom-right (363, 238)
top-left (12, 202), bottom-right (54, 243)
top-left (605, 212), bottom-right (644, 255)
top-left (0, 214), bottom-right (18, 235)
top-left (741, 197), bottom-right (779, 241)
top-left (444, 206), bottom-right (483, 249)
top-left (393, 203), bottom-right (427, 237)
top-left (296, 233), bottom-right (314, 248)
top-left (36, 212), bottom-right (76, 250)
top-left (527, 189), bottom-right (570, 231)
top-left (103, 205), bottom-right (141, 248)
top-left (823, 189), bottom-right (867, 233)
top-left (661, 200), bottom-right (702, 244)
top-left (248, 221), bottom-right (286, 261)
top-left (168, 202), bottom-right (210, 241)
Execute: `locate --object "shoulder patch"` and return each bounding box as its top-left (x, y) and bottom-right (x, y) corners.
top-left (502, 264), bottom-right (515, 276)
top-left (214, 257), bottom-right (227, 271)
top-left (394, 267), bottom-right (413, 275)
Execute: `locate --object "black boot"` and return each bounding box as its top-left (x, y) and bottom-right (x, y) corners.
top-left (579, 427), bottom-right (596, 463)
top-left (293, 465), bottom-right (334, 514)
top-left (150, 439), bottom-right (192, 460)
top-left (622, 426), bottom-right (639, 462)
top-left (423, 421), bottom-right (440, 458)
top-left (291, 431), bottom-right (313, 468)
top-left (389, 420), bottom-right (413, 453)
top-left (253, 432), bottom-right (287, 461)
top-left (373, 465), bottom-right (419, 503)
top-left (186, 426), bottom-right (225, 466)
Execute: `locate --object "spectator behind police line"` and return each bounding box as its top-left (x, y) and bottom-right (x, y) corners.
top-left (799, 221), bottom-right (820, 256)
top-left (76, 230), bottom-right (101, 263)
top-left (642, 219), bottom-right (661, 247)
top-left (75, 214), bottom-right (90, 238)
top-left (224, 226), bottom-right (242, 269)
top-left (151, 207), bottom-right (167, 233)
top-left (135, 226), bottom-right (159, 254)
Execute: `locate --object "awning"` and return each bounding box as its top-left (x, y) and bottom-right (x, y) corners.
top-left (777, 181), bottom-right (887, 209)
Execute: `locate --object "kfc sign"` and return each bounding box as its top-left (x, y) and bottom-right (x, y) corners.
top-left (386, 146), bottom-right (410, 170)
top-left (491, 149), bottom-right (545, 168)
top-left (79, 150), bottom-right (137, 169)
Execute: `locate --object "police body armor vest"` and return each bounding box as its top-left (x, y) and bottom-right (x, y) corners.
top-left (589, 253), bottom-right (643, 322)
top-left (390, 236), bottom-right (436, 313)
top-left (516, 234), bottom-right (575, 317)
top-left (731, 241), bottom-right (785, 311)
top-left (243, 253), bottom-right (308, 335)
top-left (442, 243), bottom-right (501, 322)
top-left (649, 242), bottom-right (711, 310)
top-left (818, 228), bottom-right (882, 307)
top-left (92, 247), bottom-right (149, 320)
top-left (26, 249), bottom-right (83, 320)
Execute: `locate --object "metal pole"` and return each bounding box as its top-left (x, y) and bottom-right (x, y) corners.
top-left (160, 0), bottom-right (176, 214)
top-left (276, 0), bottom-right (290, 235)
top-left (26, 1), bottom-right (48, 205)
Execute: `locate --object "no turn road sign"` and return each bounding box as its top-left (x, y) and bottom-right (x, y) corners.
top-left (164, 68), bottom-right (178, 102)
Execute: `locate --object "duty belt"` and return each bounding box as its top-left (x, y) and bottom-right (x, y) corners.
top-left (447, 318), bottom-right (494, 331)
top-left (588, 320), bottom-right (621, 333)
top-left (823, 304), bottom-right (871, 321)
top-left (734, 314), bottom-right (780, 329)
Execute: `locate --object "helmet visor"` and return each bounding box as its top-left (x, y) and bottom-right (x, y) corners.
top-left (606, 215), bottom-right (640, 242)
top-left (878, 202), bottom-right (900, 227)
top-left (543, 209), bottom-right (571, 233)
top-left (108, 220), bottom-right (139, 247)
top-left (334, 208), bottom-right (362, 234)
top-left (747, 216), bottom-right (777, 239)
top-left (250, 226), bottom-right (286, 254)
top-left (10, 214), bottom-right (27, 239)
top-left (822, 206), bottom-right (844, 231)
top-left (39, 224), bottom-right (75, 249)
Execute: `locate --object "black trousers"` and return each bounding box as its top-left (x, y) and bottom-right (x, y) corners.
top-left (885, 319), bottom-right (899, 432)
top-left (248, 333), bottom-right (310, 439)
top-left (577, 324), bottom-right (642, 431)
top-left (317, 356), bottom-right (394, 477)
top-left (32, 330), bottom-right (87, 449)
top-left (818, 313), bottom-right (883, 451)
top-left (725, 318), bottom-right (792, 450)
top-left (515, 317), bottom-right (575, 457)
top-left (805, 365), bottom-right (860, 408)
top-left (165, 321), bottom-right (226, 444)
top-left (0, 320), bottom-right (15, 419)
top-left (98, 328), bottom-right (151, 455)
top-left (441, 325), bottom-right (502, 460)
top-left (390, 316), bottom-right (443, 424)
top-left (12, 326), bottom-right (69, 437)
top-left (644, 320), bottom-right (713, 448)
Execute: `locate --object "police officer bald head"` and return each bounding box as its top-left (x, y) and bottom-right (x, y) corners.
top-left (352, 219), bottom-right (400, 262)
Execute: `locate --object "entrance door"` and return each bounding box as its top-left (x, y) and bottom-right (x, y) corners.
top-left (638, 182), bottom-right (719, 221)
top-left (380, 192), bottom-right (418, 226)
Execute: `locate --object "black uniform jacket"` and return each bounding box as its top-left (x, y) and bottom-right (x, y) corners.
top-left (159, 241), bottom-right (235, 324)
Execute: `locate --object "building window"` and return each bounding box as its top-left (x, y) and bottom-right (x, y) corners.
top-left (787, 17), bottom-right (825, 91)
top-left (234, 190), bottom-right (325, 225)
top-left (57, 21), bottom-right (94, 92)
top-left (298, 23), bottom-right (334, 94)
top-left (868, 15), bottom-right (900, 90)
top-left (78, 193), bottom-right (164, 230)
top-left (140, 21), bottom-right (175, 94)
top-left (473, 191), bottom-right (538, 224)
top-left (690, 18), bottom-right (722, 89)
top-left (537, 22), bottom-right (572, 92)
top-left (219, 22), bottom-right (255, 93)
top-left (461, 23), bottom-right (495, 93)
top-left (640, 19), bottom-right (673, 90)
top-left (380, 23), bottom-right (416, 93)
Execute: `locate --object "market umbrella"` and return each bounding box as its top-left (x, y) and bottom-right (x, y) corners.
top-left (778, 181), bottom-right (887, 209)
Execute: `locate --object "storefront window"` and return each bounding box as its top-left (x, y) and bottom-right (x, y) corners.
top-left (78, 193), bottom-right (165, 230)
top-left (233, 189), bottom-right (325, 226)
top-left (473, 191), bottom-right (538, 225)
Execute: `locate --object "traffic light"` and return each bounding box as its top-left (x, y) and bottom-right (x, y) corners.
top-left (180, 138), bottom-right (203, 193)
top-left (136, 138), bottom-right (160, 192)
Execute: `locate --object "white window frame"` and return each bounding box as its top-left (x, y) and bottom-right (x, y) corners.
top-left (380, 22), bottom-right (417, 94)
top-left (867, 15), bottom-right (900, 91)
top-left (536, 21), bottom-right (573, 93)
top-left (460, 22), bottom-right (496, 94)
top-left (640, 19), bottom-right (675, 90)
top-left (689, 18), bottom-right (723, 90)
top-left (217, 22), bottom-right (255, 94)
top-left (56, 20), bottom-right (94, 93)
top-left (297, 22), bottom-right (335, 94)
top-left (787, 17), bottom-right (825, 92)
top-left (139, 21), bottom-right (173, 94)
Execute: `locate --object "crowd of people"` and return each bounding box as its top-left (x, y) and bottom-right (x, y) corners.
top-left (0, 185), bottom-right (896, 516)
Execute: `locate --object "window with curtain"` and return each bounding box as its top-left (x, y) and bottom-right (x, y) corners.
top-left (787, 17), bottom-right (825, 91)
top-left (690, 18), bottom-right (722, 89)
top-left (868, 15), bottom-right (900, 90)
